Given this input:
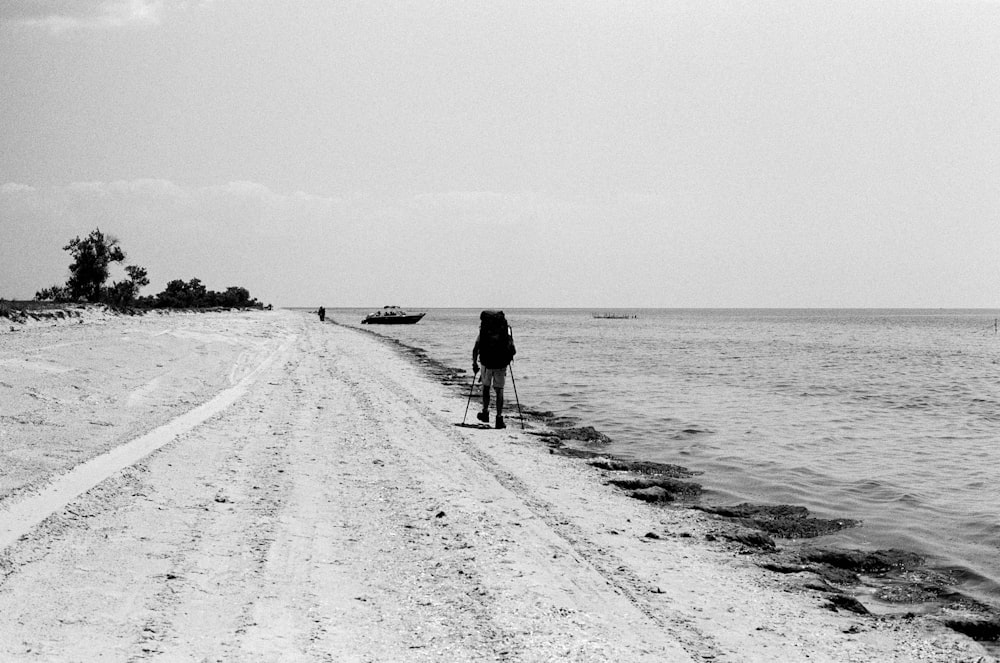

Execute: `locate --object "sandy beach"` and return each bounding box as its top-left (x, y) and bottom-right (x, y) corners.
top-left (0, 308), bottom-right (994, 662)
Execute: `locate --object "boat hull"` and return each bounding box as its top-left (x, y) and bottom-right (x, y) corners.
top-left (362, 312), bottom-right (425, 325)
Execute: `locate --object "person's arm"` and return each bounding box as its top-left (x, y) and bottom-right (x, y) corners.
top-left (472, 334), bottom-right (480, 372)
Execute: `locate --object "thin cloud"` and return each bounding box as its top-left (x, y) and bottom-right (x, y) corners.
top-left (1, 182), bottom-right (36, 194)
top-left (0, 0), bottom-right (212, 32)
top-left (203, 181), bottom-right (341, 210)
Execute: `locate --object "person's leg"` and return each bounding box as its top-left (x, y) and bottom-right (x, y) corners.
top-left (495, 387), bottom-right (505, 428)
top-left (491, 368), bottom-right (508, 428)
top-left (478, 370), bottom-right (491, 422)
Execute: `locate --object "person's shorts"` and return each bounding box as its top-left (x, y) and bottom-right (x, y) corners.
top-left (481, 366), bottom-right (507, 389)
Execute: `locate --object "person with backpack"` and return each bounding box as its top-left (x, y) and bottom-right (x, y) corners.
top-left (472, 310), bottom-right (517, 429)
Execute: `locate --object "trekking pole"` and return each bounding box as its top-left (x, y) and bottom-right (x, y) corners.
top-left (505, 323), bottom-right (525, 429)
top-left (508, 361), bottom-right (524, 430)
top-left (462, 368), bottom-right (479, 425)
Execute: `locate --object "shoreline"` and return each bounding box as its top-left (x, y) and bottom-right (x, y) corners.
top-left (0, 309), bottom-right (996, 660)
top-left (344, 316), bottom-right (1000, 653)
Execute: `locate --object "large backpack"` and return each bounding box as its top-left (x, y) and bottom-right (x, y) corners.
top-left (478, 310), bottom-right (515, 368)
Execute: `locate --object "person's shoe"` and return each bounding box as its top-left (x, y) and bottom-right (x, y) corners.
top-left (495, 416), bottom-right (506, 429)
top-left (476, 411), bottom-right (489, 423)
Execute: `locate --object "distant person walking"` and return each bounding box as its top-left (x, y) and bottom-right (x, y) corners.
top-left (472, 310), bottom-right (516, 429)
top-left (317, 306), bottom-right (325, 322)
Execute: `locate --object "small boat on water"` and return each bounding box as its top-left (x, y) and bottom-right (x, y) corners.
top-left (362, 306), bottom-right (426, 325)
top-left (593, 313), bottom-right (638, 319)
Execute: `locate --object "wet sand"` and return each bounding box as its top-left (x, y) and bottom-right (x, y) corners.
top-left (0, 308), bottom-right (994, 661)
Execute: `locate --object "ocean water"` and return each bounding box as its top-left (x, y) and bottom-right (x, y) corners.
top-left (328, 307), bottom-right (1000, 603)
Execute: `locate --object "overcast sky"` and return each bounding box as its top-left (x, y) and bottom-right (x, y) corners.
top-left (2, 0), bottom-right (998, 307)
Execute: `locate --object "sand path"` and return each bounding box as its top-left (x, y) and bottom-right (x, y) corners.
top-left (0, 310), bottom-right (992, 661)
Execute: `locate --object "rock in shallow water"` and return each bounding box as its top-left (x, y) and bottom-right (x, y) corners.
top-left (724, 531), bottom-right (777, 551)
top-left (698, 503), bottom-right (808, 519)
top-left (589, 458), bottom-right (699, 478)
top-left (944, 619), bottom-right (1000, 642)
top-left (630, 486), bottom-right (674, 503)
top-left (608, 476), bottom-right (702, 498)
top-left (695, 503), bottom-right (860, 538)
top-left (548, 426), bottom-right (613, 444)
top-left (825, 594), bottom-right (870, 615)
top-left (802, 548), bottom-right (925, 574)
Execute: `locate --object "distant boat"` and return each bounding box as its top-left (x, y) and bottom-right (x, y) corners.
top-left (593, 313), bottom-right (638, 319)
top-left (362, 306), bottom-right (426, 325)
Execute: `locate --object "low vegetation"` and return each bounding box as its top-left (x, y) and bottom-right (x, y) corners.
top-left (136, 278), bottom-right (259, 309)
top-left (27, 228), bottom-right (264, 312)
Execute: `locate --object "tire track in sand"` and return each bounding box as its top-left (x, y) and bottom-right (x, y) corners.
top-left (0, 335), bottom-right (295, 551)
top-left (344, 328), bottom-right (720, 661)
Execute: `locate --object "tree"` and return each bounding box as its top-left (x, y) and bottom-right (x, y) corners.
top-left (221, 286), bottom-right (253, 307)
top-left (156, 279), bottom-right (191, 308)
top-left (186, 277), bottom-right (207, 304)
top-left (106, 265), bottom-right (150, 309)
top-left (64, 229), bottom-right (126, 302)
top-left (122, 265), bottom-right (150, 302)
top-left (154, 278), bottom-right (208, 308)
top-left (36, 228), bottom-right (149, 307)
